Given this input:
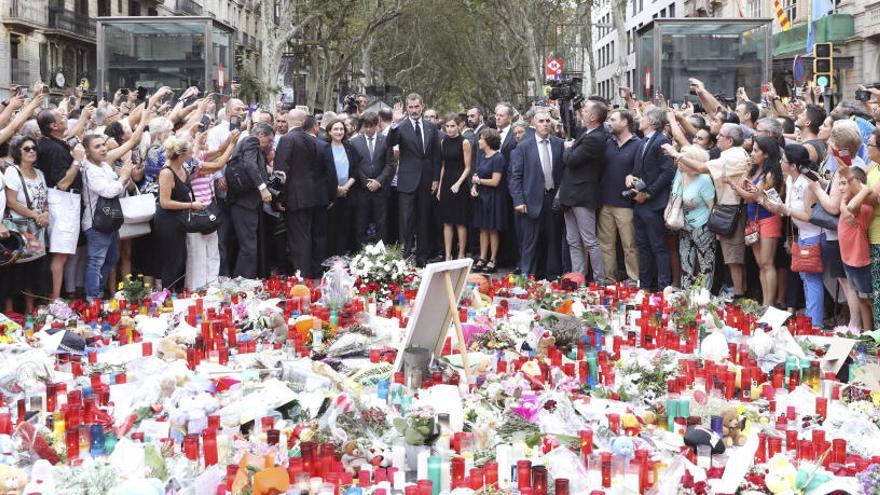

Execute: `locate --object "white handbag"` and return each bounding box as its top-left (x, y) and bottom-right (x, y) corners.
top-left (119, 187), bottom-right (156, 224)
top-left (119, 221), bottom-right (151, 240)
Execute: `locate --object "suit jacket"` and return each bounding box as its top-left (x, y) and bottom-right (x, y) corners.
top-left (499, 126), bottom-right (517, 164)
top-left (631, 132), bottom-right (675, 210)
top-left (509, 135), bottom-right (564, 219)
top-left (350, 133), bottom-right (393, 193)
top-left (227, 135), bottom-right (269, 208)
top-left (274, 128), bottom-right (321, 210)
top-left (386, 117), bottom-right (441, 194)
top-left (313, 138), bottom-right (338, 207)
top-left (559, 126), bottom-right (608, 209)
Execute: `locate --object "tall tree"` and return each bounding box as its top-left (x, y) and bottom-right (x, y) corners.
top-left (254, 0), bottom-right (317, 109)
top-left (611, 0), bottom-right (630, 98)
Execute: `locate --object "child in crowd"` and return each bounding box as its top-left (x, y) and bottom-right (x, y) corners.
top-left (838, 167), bottom-right (874, 331)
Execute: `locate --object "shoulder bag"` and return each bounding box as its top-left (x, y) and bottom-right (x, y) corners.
top-left (808, 170), bottom-right (839, 231)
top-left (84, 165), bottom-right (124, 234)
top-left (788, 197), bottom-right (822, 273)
top-left (177, 171), bottom-right (223, 235)
top-left (2, 166), bottom-right (46, 263)
top-left (664, 178), bottom-right (685, 231)
top-left (707, 199), bottom-right (743, 236)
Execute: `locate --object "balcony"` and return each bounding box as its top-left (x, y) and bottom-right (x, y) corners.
top-left (3, 0), bottom-right (49, 30)
top-left (47, 7), bottom-right (96, 41)
top-left (176, 0), bottom-right (203, 15)
top-left (10, 59), bottom-right (31, 86)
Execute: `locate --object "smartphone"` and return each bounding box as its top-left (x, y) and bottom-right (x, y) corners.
top-left (10, 85), bottom-right (19, 97)
top-left (41, 85), bottom-right (49, 95)
top-left (68, 95), bottom-right (77, 107)
top-left (136, 86), bottom-right (147, 101)
top-left (198, 114), bottom-right (211, 132)
top-left (764, 188), bottom-right (782, 204)
top-left (802, 169), bottom-right (822, 182)
top-left (855, 89), bottom-right (870, 102)
top-left (229, 116), bottom-right (241, 131)
top-left (761, 83), bottom-right (770, 94)
top-left (66, 137), bottom-right (80, 149)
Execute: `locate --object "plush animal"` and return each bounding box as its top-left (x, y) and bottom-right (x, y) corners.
top-left (622, 413), bottom-right (642, 436)
top-left (720, 406), bottom-right (746, 447)
top-left (764, 454), bottom-right (797, 495)
top-left (157, 336), bottom-right (186, 362)
top-left (0, 466), bottom-right (27, 495)
top-left (21, 459), bottom-right (54, 495)
top-left (610, 436), bottom-right (635, 464)
top-left (536, 331), bottom-right (555, 360)
top-left (264, 311), bottom-right (288, 344)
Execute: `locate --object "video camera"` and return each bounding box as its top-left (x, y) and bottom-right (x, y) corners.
top-left (548, 78), bottom-right (584, 138)
top-left (343, 94), bottom-right (359, 114)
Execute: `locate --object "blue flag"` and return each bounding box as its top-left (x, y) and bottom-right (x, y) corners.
top-left (806, 0), bottom-right (834, 54)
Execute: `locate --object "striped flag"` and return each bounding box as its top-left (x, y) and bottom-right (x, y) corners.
top-left (773, 0), bottom-right (792, 31)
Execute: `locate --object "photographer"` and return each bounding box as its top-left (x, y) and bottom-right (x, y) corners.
top-left (227, 122), bottom-right (275, 279)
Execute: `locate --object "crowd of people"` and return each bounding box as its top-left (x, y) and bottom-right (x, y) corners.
top-left (1, 79), bottom-right (880, 331)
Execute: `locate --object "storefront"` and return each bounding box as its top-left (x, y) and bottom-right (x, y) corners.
top-left (634, 18), bottom-right (773, 105)
top-left (95, 16), bottom-right (234, 101)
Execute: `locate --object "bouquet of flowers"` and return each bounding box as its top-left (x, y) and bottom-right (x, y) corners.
top-left (349, 241), bottom-right (418, 299)
top-left (392, 405), bottom-right (436, 445)
top-left (116, 273), bottom-right (152, 302)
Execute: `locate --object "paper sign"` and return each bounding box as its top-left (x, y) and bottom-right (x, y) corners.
top-left (138, 419), bottom-right (170, 440)
top-left (759, 306), bottom-right (792, 331)
top-left (821, 337), bottom-right (856, 374)
top-left (98, 343), bottom-right (144, 365)
top-left (853, 364), bottom-right (880, 393)
top-left (215, 378), bottom-right (298, 426)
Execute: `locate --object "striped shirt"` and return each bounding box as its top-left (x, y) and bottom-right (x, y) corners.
top-left (188, 154), bottom-right (214, 205)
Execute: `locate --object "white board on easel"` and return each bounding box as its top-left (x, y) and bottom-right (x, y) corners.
top-left (393, 258), bottom-right (473, 376)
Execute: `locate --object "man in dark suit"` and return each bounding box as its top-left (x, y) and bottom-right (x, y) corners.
top-left (386, 93), bottom-right (442, 265)
top-left (350, 112), bottom-right (393, 246)
top-left (306, 117), bottom-right (337, 275)
top-left (509, 109), bottom-right (565, 279)
top-left (226, 123), bottom-right (275, 278)
top-left (495, 102), bottom-right (517, 163)
top-left (560, 100), bottom-right (609, 282)
top-left (626, 107), bottom-right (675, 291)
top-left (467, 106), bottom-right (486, 136)
top-left (274, 109), bottom-right (323, 279)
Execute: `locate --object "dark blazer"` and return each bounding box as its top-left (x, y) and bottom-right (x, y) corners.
top-left (274, 128), bottom-right (321, 210)
top-left (329, 140), bottom-right (359, 193)
top-left (313, 138), bottom-right (338, 207)
top-left (386, 117), bottom-right (442, 194)
top-left (350, 133), bottom-right (394, 192)
top-left (509, 135), bottom-right (564, 219)
top-left (631, 132), bottom-right (675, 211)
top-left (227, 135), bottom-right (269, 208)
top-left (559, 126), bottom-right (608, 209)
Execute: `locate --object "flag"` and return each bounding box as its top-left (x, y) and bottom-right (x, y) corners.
top-left (806, 0), bottom-right (834, 54)
top-left (773, 0), bottom-right (791, 31)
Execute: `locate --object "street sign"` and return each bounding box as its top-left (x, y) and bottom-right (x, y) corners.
top-left (793, 55), bottom-right (804, 85)
top-left (545, 58), bottom-right (563, 79)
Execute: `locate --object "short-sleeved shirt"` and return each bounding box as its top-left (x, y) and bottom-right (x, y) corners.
top-left (867, 162), bottom-right (880, 244)
top-left (4, 166), bottom-right (47, 219)
top-left (786, 174), bottom-right (822, 241)
top-left (705, 146), bottom-right (749, 205)
top-left (37, 136), bottom-right (79, 191)
top-left (671, 171), bottom-right (715, 230)
top-left (838, 203), bottom-right (873, 267)
top-left (189, 157), bottom-right (215, 205)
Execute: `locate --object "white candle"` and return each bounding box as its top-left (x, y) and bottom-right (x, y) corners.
top-left (496, 443), bottom-right (512, 489)
top-left (392, 444), bottom-right (406, 470)
top-left (441, 461), bottom-right (451, 492)
top-left (417, 449), bottom-right (430, 480)
top-left (393, 470), bottom-right (406, 490)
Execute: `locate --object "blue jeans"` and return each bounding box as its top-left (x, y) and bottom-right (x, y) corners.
top-left (799, 234), bottom-right (824, 327)
top-left (84, 228), bottom-right (119, 299)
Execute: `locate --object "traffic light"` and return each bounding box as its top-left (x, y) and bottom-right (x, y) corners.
top-left (813, 42), bottom-right (833, 87)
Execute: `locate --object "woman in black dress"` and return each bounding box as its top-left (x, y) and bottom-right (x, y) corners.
top-left (470, 129), bottom-right (507, 273)
top-left (437, 115), bottom-right (472, 260)
top-left (153, 136), bottom-right (208, 291)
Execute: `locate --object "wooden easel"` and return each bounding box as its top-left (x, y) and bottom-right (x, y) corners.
top-left (443, 272), bottom-right (472, 385)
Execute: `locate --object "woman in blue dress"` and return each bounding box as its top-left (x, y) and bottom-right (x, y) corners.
top-left (470, 128), bottom-right (508, 273)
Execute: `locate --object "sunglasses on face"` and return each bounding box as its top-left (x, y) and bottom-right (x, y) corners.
top-left (21, 146), bottom-right (37, 152)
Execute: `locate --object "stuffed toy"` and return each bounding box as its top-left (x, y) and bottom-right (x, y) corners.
top-left (157, 336), bottom-right (186, 362)
top-left (0, 466), bottom-right (27, 495)
top-left (765, 454), bottom-right (797, 495)
top-left (610, 436), bottom-right (635, 464)
top-left (21, 459), bottom-right (53, 495)
top-left (720, 406), bottom-right (746, 447)
top-left (536, 331), bottom-right (555, 360)
top-left (622, 413), bottom-right (641, 436)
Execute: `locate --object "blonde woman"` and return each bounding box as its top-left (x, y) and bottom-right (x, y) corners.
top-left (666, 145), bottom-right (716, 289)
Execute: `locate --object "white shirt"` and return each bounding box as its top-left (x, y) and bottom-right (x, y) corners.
top-left (535, 134), bottom-right (554, 189)
top-left (0, 172), bottom-right (6, 219)
top-left (4, 166), bottom-right (46, 220)
top-left (498, 125), bottom-right (511, 147)
top-left (786, 174), bottom-right (822, 241)
top-left (206, 121), bottom-right (249, 153)
top-left (410, 117), bottom-right (425, 148)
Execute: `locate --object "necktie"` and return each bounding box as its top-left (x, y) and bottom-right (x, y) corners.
top-left (539, 139), bottom-right (553, 190)
top-left (368, 136), bottom-right (375, 160)
top-left (414, 119), bottom-right (424, 154)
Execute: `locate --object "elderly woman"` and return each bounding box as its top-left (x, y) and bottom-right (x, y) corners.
top-left (4, 136), bottom-right (49, 312)
top-left (666, 145), bottom-right (716, 289)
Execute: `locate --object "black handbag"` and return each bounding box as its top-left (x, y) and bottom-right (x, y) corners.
top-left (84, 165), bottom-right (124, 234)
top-left (707, 200), bottom-right (743, 236)
top-left (178, 181), bottom-right (223, 234)
top-left (808, 173), bottom-right (839, 231)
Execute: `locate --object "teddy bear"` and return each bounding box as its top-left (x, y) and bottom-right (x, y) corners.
top-left (157, 336), bottom-right (187, 362)
top-left (720, 406), bottom-right (746, 447)
top-left (0, 466), bottom-right (27, 495)
top-left (764, 454), bottom-right (797, 495)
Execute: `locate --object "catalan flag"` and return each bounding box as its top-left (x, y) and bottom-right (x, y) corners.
top-left (773, 0), bottom-right (792, 31)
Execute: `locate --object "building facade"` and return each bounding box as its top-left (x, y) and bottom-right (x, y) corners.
top-left (591, 0), bottom-right (877, 102)
top-left (0, 0), bottom-right (261, 99)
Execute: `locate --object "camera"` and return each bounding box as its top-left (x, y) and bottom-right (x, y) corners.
top-left (621, 177), bottom-right (647, 198)
top-left (548, 78), bottom-right (582, 101)
top-left (266, 171), bottom-right (285, 190)
top-left (343, 94), bottom-right (359, 114)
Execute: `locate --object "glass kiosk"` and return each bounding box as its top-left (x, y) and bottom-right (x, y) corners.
top-left (634, 18), bottom-right (773, 106)
top-left (96, 17), bottom-right (234, 101)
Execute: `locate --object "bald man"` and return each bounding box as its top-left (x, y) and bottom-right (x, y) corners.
top-left (274, 108), bottom-right (322, 277)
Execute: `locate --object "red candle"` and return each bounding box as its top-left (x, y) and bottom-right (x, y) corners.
top-left (768, 436), bottom-right (782, 457)
top-left (600, 452), bottom-right (612, 488)
top-left (203, 431), bottom-right (218, 466)
top-left (832, 438), bottom-right (847, 464)
top-left (815, 397), bottom-right (827, 419)
top-left (484, 461), bottom-right (498, 487)
top-left (66, 429), bottom-right (79, 461)
top-left (452, 457), bottom-right (465, 485)
top-left (184, 434), bottom-right (199, 461)
top-left (517, 460), bottom-right (532, 490)
top-left (142, 341), bottom-right (153, 356)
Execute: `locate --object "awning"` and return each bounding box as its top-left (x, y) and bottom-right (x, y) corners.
top-left (772, 14), bottom-right (855, 58)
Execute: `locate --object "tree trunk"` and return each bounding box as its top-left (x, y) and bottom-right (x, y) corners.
top-left (611, 0), bottom-right (630, 101)
top-left (582, 1), bottom-right (597, 95)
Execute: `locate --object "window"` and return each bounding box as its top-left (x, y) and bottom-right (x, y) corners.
top-left (638, 0), bottom-right (644, 13)
top-left (118, 0), bottom-right (123, 14)
top-left (669, 4), bottom-right (675, 17)
top-left (98, 0), bottom-right (111, 16)
top-left (75, 0), bottom-right (88, 15)
top-left (782, 0), bottom-right (796, 22)
top-left (128, 0), bottom-right (141, 15)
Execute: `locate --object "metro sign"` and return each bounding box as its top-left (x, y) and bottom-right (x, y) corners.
top-left (545, 58), bottom-right (563, 78)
